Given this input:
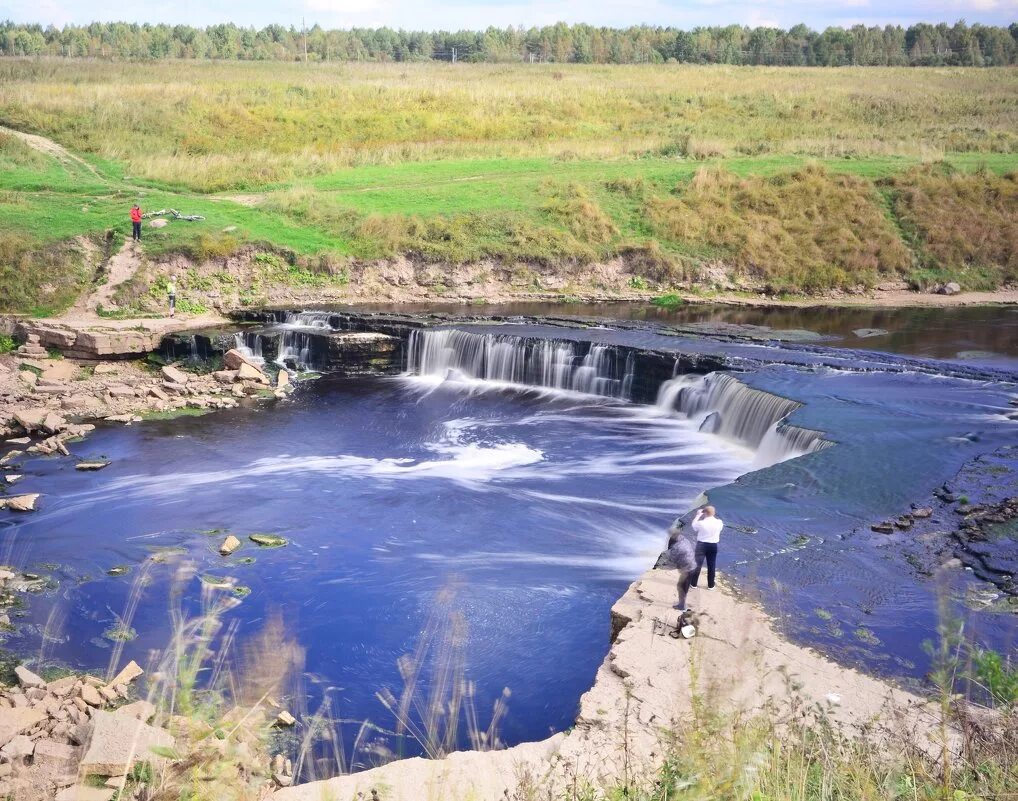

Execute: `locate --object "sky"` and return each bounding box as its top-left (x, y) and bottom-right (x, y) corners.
top-left (2, 0), bottom-right (1016, 31)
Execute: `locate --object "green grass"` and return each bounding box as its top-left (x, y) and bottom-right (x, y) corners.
top-left (2, 60), bottom-right (1017, 311)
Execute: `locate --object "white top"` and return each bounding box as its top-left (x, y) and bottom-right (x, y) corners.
top-left (692, 511), bottom-right (724, 544)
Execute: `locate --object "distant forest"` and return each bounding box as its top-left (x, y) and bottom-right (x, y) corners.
top-left (2, 20), bottom-right (1017, 65)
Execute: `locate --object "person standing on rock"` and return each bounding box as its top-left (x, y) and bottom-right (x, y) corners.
top-left (130, 204), bottom-right (142, 242)
top-left (691, 505), bottom-right (723, 589)
top-left (665, 534), bottom-right (697, 612)
top-left (167, 274), bottom-right (177, 318)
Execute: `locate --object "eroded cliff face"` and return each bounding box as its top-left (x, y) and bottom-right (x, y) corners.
top-left (274, 568), bottom-right (944, 801)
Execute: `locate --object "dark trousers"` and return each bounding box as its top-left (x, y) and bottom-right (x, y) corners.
top-left (168, 295), bottom-right (176, 315)
top-left (676, 569), bottom-right (693, 611)
top-left (691, 541), bottom-right (718, 588)
top-left (132, 221), bottom-right (141, 240)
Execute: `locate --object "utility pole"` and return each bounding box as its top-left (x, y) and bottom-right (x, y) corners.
top-left (302, 17), bottom-right (308, 63)
top-left (452, 46), bottom-right (457, 63)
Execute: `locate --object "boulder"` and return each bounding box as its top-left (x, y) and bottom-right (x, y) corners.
top-left (213, 370), bottom-right (238, 385)
top-left (162, 381), bottom-right (189, 395)
top-left (912, 507), bottom-right (933, 518)
top-left (13, 408), bottom-right (48, 433)
top-left (19, 370), bottom-right (38, 387)
top-left (46, 676), bottom-right (79, 697)
top-left (277, 370), bottom-right (291, 390)
top-left (223, 348), bottom-right (259, 371)
top-left (14, 665), bottom-right (45, 688)
top-left (108, 660), bottom-right (143, 687)
top-left (149, 386), bottom-right (170, 402)
top-left (78, 710), bottom-right (174, 777)
top-left (219, 535), bottom-right (242, 556)
top-left (0, 707), bottom-right (46, 748)
top-left (938, 281), bottom-right (962, 296)
top-left (149, 219), bottom-right (168, 229)
top-left (236, 362), bottom-right (269, 384)
top-left (61, 394), bottom-right (106, 415)
top-left (32, 738), bottom-right (79, 776)
top-left (161, 365), bottom-right (190, 385)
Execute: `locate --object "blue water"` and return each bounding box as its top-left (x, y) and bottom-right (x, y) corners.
top-left (2, 373), bottom-right (749, 761)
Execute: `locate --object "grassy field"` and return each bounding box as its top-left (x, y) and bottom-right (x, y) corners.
top-left (1, 59), bottom-right (1017, 312)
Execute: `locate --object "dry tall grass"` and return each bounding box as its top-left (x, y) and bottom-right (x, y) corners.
top-left (646, 165), bottom-right (912, 292)
top-left (1, 60), bottom-right (1016, 190)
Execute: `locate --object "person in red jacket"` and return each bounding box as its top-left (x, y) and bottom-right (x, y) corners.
top-left (130, 205), bottom-right (142, 242)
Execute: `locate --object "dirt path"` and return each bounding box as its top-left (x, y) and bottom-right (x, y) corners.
top-left (1, 124), bottom-right (106, 181)
top-left (64, 240), bottom-right (144, 315)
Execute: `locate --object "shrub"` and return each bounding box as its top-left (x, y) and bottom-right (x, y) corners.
top-left (185, 232), bottom-right (241, 263)
top-left (0, 232), bottom-right (97, 314)
top-left (0, 334), bottom-right (15, 353)
top-left (542, 183), bottom-right (617, 246)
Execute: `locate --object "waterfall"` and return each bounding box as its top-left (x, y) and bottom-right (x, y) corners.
top-left (233, 332), bottom-right (265, 366)
top-left (274, 313), bottom-right (338, 371)
top-left (656, 372), bottom-right (829, 465)
top-left (406, 329), bottom-right (635, 400)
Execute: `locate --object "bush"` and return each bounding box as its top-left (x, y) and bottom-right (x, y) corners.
top-left (0, 334), bottom-right (15, 354)
top-left (185, 232), bottom-right (241, 262)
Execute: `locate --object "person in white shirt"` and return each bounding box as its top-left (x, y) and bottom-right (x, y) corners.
top-left (690, 505), bottom-right (723, 589)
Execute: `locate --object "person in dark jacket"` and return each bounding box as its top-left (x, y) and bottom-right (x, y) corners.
top-left (665, 535), bottom-right (697, 612)
top-left (130, 205), bottom-right (142, 241)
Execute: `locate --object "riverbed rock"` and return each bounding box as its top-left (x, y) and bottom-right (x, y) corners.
top-left (41, 361), bottom-right (80, 382)
top-left (75, 461), bottom-right (110, 471)
top-left (938, 282), bottom-right (962, 296)
top-left (274, 710), bottom-right (296, 727)
top-left (19, 370), bottom-right (38, 387)
top-left (78, 710), bottom-right (174, 777)
top-left (92, 363), bottom-right (119, 375)
top-left (213, 370), bottom-right (238, 384)
top-left (3, 494), bottom-right (40, 512)
top-left (106, 385), bottom-right (135, 398)
top-left (219, 535), bottom-right (242, 556)
top-left (32, 738), bottom-right (79, 776)
top-left (0, 451), bottom-right (19, 467)
top-left (41, 412), bottom-right (68, 435)
top-left (148, 386), bottom-right (170, 402)
top-left (14, 665), bottom-right (45, 689)
top-left (249, 534), bottom-right (287, 548)
top-left (871, 522), bottom-right (894, 534)
top-left (161, 365), bottom-right (190, 385)
top-left (4, 475), bottom-right (22, 484)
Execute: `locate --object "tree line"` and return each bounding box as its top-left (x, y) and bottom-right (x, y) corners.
top-left (2, 20), bottom-right (1017, 66)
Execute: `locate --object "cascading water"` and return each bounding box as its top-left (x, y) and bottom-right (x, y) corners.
top-left (405, 329), bottom-right (635, 399)
top-left (233, 332), bottom-right (265, 366)
top-left (655, 372), bottom-right (829, 465)
top-left (406, 328), bottom-right (827, 466)
top-left (275, 312), bottom-right (337, 371)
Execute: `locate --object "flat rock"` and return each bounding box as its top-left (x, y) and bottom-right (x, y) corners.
top-left (219, 535), bottom-right (242, 556)
top-left (92, 363), bottom-right (120, 375)
top-left (15, 664), bottom-right (45, 688)
top-left (19, 370), bottom-right (38, 387)
top-left (56, 786), bottom-right (115, 801)
top-left (78, 710), bottom-right (174, 777)
top-left (41, 362), bottom-right (80, 382)
top-left (75, 462), bottom-right (110, 471)
top-left (213, 370), bottom-right (238, 384)
top-left (161, 365), bottom-right (190, 385)
top-left (4, 437), bottom-right (30, 445)
top-left (0, 707), bottom-right (47, 748)
top-left (108, 660), bottom-right (143, 687)
top-left (237, 362), bottom-right (269, 384)
top-left (107, 385), bottom-right (136, 398)
top-left (275, 710), bottom-right (296, 727)
top-left (852, 328), bottom-right (888, 339)
top-left (0, 450), bottom-right (19, 466)
top-left (149, 386), bottom-right (170, 402)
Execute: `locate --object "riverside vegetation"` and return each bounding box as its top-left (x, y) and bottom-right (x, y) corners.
top-left (0, 60), bottom-right (1017, 314)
